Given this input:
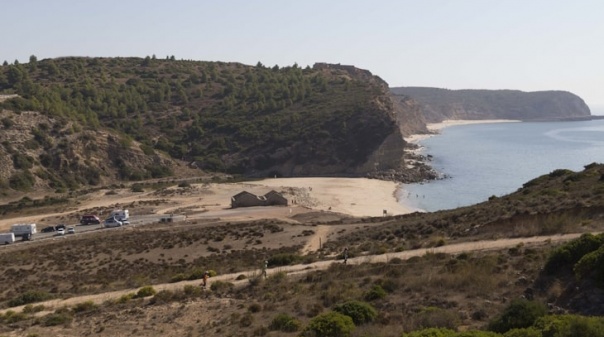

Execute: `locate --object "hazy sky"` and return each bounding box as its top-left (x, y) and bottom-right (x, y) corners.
top-left (3, 0), bottom-right (604, 109)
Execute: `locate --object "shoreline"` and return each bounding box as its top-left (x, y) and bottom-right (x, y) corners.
top-left (404, 119), bottom-right (520, 143)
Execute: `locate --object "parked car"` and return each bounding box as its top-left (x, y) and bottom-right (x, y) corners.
top-left (67, 227), bottom-right (75, 234)
top-left (54, 229), bottom-right (65, 236)
top-left (55, 224), bottom-right (67, 230)
top-left (104, 217), bottom-right (123, 228)
top-left (80, 215), bottom-right (101, 225)
top-left (41, 226), bottom-right (56, 233)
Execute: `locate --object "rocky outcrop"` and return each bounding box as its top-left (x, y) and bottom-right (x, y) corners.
top-left (391, 87), bottom-right (592, 122)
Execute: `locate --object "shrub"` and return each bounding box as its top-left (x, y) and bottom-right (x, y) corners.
top-left (488, 299), bottom-right (547, 333)
top-left (301, 311), bottom-right (355, 337)
top-left (503, 327), bottom-right (542, 337)
top-left (333, 300), bottom-right (377, 325)
top-left (268, 253), bottom-right (301, 266)
top-left (248, 303), bottom-right (262, 313)
top-left (22, 304), bottom-right (45, 314)
top-left (72, 300), bottom-right (99, 314)
top-left (44, 312), bottom-right (73, 326)
top-left (533, 314), bottom-right (604, 337)
top-left (170, 273), bottom-right (187, 283)
top-left (210, 280), bottom-right (234, 294)
top-left (131, 183), bottom-right (144, 192)
top-left (401, 328), bottom-right (456, 337)
top-left (8, 290), bottom-right (52, 307)
top-left (543, 233), bottom-right (604, 274)
top-left (574, 245), bottom-right (604, 285)
top-left (269, 313), bottom-right (301, 332)
top-left (117, 293), bottom-right (135, 303)
top-left (413, 307), bottom-right (460, 331)
top-left (134, 286), bottom-right (157, 298)
top-left (364, 285), bottom-right (387, 301)
top-left (1, 310), bottom-right (28, 324)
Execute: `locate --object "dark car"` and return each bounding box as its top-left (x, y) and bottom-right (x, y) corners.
top-left (41, 226), bottom-right (56, 233)
top-left (55, 224), bottom-right (67, 230)
top-left (80, 215), bottom-right (101, 225)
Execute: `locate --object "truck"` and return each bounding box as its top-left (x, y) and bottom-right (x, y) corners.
top-left (11, 223), bottom-right (37, 241)
top-left (0, 233), bottom-right (15, 245)
top-left (110, 209), bottom-right (129, 222)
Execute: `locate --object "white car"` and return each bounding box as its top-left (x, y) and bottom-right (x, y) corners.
top-left (67, 227), bottom-right (75, 234)
top-left (104, 217), bottom-right (123, 228)
top-left (54, 229), bottom-right (65, 236)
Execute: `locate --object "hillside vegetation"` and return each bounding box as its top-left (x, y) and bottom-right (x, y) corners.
top-left (0, 164), bottom-right (603, 336)
top-left (391, 86), bottom-right (591, 123)
top-left (0, 57), bottom-right (406, 192)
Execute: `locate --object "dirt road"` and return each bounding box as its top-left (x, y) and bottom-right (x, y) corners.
top-left (1, 232), bottom-right (583, 315)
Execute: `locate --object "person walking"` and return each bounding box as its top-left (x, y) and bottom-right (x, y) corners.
top-left (343, 247), bottom-right (349, 264)
top-left (202, 270), bottom-right (209, 288)
top-left (262, 260), bottom-right (268, 279)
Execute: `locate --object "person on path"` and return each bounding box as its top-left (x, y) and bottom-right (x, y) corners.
top-left (262, 260), bottom-right (268, 279)
top-left (202, 270), bottom-right (209, 288)
top-left (343, 247), bottom-right (349, 264)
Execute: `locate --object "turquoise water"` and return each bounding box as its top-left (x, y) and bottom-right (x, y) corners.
top-left (399, 119), bottom-right (604, 212)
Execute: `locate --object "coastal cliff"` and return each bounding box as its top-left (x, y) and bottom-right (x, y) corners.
top-left (391, 87), bottom-right (592, 122)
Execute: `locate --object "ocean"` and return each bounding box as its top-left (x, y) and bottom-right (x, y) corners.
top-left (399, 119), bottom-right (604, 212)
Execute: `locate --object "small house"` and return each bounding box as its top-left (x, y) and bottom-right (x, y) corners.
top-left (231, 190), bottom-right (288, 208)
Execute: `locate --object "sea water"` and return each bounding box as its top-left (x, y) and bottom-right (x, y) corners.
top-left (399, 119), bottom-right (604, 212)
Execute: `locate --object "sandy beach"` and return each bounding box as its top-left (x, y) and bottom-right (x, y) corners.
top-left (248, 177), bottom-right (418, 217)
top-left (404, 119), bottom-right (520, 143)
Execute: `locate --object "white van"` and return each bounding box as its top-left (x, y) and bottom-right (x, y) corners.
top-left (0, 233), bottom-right (15, 244)
top-left (110, 209), bottom-right (129, 222)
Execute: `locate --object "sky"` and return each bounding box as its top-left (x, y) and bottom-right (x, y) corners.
top-left (3, 0), bottom-right (604, 110)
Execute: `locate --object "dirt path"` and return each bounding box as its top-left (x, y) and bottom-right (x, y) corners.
top-left (2, 232), bottom-right (585, 315)
top-left (301, 225), bottom-right (330, 254)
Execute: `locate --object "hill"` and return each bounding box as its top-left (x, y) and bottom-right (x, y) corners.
top-left (0, 164), bottom-right (602, 336)
top-left (0, 58), bottom-right (425, 193)
top-left (391, 86), bottom-right (592, 123)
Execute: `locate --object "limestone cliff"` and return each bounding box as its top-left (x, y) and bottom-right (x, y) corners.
top-left (391, 87), bottom-right (592, 122)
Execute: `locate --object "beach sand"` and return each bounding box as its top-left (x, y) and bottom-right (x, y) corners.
top-left (248, 177), bottom-right (417, 217)
top-left (404, 119), bottom-right (520, 143)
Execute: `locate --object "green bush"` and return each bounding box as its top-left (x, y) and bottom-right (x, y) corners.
top-left (533, 314), bottom-right (604, 337)
top-left (503, 327), bottom-right (542, 337)
top-left (134, 286), bottom-right (157, 298)
top-left (72, 300), bottom-right (99, 313)
top-left (22, 304), bottom-right (45, 314)
top-left (413, 307), bottom-right (460, 331)
top-left (574, 245), bottom-right (604, 285)
top-left (1, 310), bottom-right (28, 324)
top-left (402, 329), bottom-right (501, 337)
top-left (210, 280), bottom-right (234, 294)
top-left (488, 299), bottom-right (547, 333)
top-left (8, 290), bottom-right (53, 307)
top-left (543, 233), bottom-right (604, 274)
top-left (170, 273), bottom-right (187, 283)
top-left (269, 313), bottom-right (301, 332)
top-left (301, 311), bottom-right (355, 337)
top-left (268, 253), bottom-right (301, 266)
top-left (364, 285), bottom-right (387, 301)
top-left (402, 328), bottom-right (457, 337)
top-left (333, 300), bottom-right (377, 325)
top-left (44, 311), bottom-right (73, 326)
